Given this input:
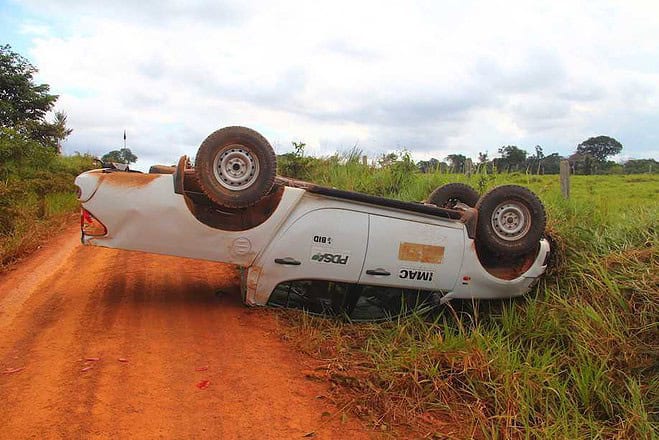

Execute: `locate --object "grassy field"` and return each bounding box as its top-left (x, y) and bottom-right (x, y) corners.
top-left (277, 165), bottom-right (658, 439)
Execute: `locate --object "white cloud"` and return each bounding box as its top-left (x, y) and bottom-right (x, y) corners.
top-left (8, 0), bottom-right (659, 169)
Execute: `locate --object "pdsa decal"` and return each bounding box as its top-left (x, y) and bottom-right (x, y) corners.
top-left (399, 268), bottom-right (434, 282)
top-left (310, 247), bottom-right (350, 265)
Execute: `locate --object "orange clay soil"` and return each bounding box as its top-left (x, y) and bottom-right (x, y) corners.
top-left (0, 226), bottom-right (374, 439)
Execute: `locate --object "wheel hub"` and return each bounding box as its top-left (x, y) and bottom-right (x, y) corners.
top-left (212, 144), bottom-right (260, 191)
top-left (491, 201), bottom-right (531, 241)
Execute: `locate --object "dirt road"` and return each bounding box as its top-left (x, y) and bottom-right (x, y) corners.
top-left (0, 227), bottom-right (371, 439)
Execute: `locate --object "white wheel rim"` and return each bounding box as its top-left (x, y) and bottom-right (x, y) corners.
top-left (212, 144), bottom-right (260, 191)
top-left (491, 201), bottom-right (531, 241)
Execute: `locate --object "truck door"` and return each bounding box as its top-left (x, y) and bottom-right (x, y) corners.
top-left (252, 208), bottom-right (369, 304)
top-left (359, 215), bottom-right (464, 291)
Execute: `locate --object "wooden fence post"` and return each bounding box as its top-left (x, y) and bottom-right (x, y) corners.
top-left (362, 155), bottom-right (368, 166)
top-left (560, 160), bottom-right (570, 199)
top-left (465, 158), bottom-right (473, 177)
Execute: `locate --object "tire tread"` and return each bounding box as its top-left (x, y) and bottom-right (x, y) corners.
top-left (428, 183), bottom-right (480, 208)
top-left (475, 185), bottom-right (546, 256)
top-left (194, 126), bottom-right (277, 208)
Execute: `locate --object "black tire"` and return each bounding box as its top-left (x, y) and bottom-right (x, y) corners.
top-left (475, 185), bottom-right (546, 256)
top-left (194, 126), bottom-right (277, 208)
top-left (428, 183), bottom-right (480, 208)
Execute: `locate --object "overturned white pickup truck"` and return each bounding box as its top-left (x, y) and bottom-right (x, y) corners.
top-left (75, 127), bottom-right (550, 320)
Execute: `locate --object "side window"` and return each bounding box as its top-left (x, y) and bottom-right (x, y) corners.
top-left (267, 280), bottom-right (346, 316)
top-left (267, 280), bottom-right (438, 321)
top-left (348, 285), bottom-right (438, 321)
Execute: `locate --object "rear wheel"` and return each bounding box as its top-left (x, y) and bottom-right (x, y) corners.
top-left (194, 126), bottom-right (277, 208)
top-left (475, 185), bottom-right (546, 256)
top-left (428, 183), bottom-right (479, 208)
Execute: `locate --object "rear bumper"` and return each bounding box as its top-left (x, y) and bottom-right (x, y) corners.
top-left (441, 239), bottom-right (551, 302)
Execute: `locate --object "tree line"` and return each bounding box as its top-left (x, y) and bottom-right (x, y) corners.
top-left (2, 43), bottom-right (655, 175)
top-left (417, 136), bottom-right (657, 175)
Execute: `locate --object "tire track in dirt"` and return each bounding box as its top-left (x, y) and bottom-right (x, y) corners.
top-left (0, 229), bottom-right (373, 439)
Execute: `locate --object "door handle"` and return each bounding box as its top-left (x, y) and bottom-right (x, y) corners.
top-left (274, 257), bottom-right (301, 266)
top-left (365, 268), bottom-right (391, 276)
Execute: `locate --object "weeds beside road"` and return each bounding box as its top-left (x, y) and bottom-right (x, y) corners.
top-left (0, 128), bottom-right (96, 269)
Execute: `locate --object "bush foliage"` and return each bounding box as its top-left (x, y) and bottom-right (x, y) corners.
top-left (0, 128), bottom-right (96, 266)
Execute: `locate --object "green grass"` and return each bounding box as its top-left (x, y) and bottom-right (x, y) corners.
top-left (43, 192), bottom-right (79, 217)
top-left (277, 165), bottom-right (658, 439)
top-left (0, 190), bottom-right (81, 269)
top-left (0, 144), bottom-right (96, 268)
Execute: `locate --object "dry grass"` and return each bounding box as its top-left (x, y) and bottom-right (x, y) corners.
top-left (0, 207), bottom-right (77, 270)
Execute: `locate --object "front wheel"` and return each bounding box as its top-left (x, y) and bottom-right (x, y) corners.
top-left (475, 185), bottom-right (546, 256)
top-left (194, 126), bottom-right (277, 208)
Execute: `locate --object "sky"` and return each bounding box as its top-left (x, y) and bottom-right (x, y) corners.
top-left (2, 0), bottom-right (658, 170)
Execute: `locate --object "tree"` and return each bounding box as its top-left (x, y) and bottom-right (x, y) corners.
top-left (53, 111), bottom-right (73, 154)
top-left (378, 152), bottom-right (398, 168)
top-left (446, 154), bottom-right (467, 172)
top-left (417, 158), bottom-right (441, 173)
top-left (530, 145), bottom-right (544, 174)
top-left (576, 136), bottom-right (622, 162)
top-left (568, 152), bottom-right (588, 174)
top-left (101, 147), bottom-right (138, 164)
top-left (494, 145), bottom-right (527, 172)
top-left (0, 45), bottom-right (60, 147)
top-left (541, 153), bottom-right (562, 174)
top-left (623, 158), bottom-right (658, 174)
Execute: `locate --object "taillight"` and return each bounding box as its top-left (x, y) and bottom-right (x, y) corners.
top-left (81, 208), bottom-right (107, 236)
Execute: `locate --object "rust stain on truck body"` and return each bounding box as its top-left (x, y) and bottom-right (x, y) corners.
top-left (102, 172), bottom-right (161, 188)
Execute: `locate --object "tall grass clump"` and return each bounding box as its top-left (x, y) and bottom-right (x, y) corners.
top-left (0, 128), bottom-right (96, 268)
top-left (277, 162), bottom-right (658, 439)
